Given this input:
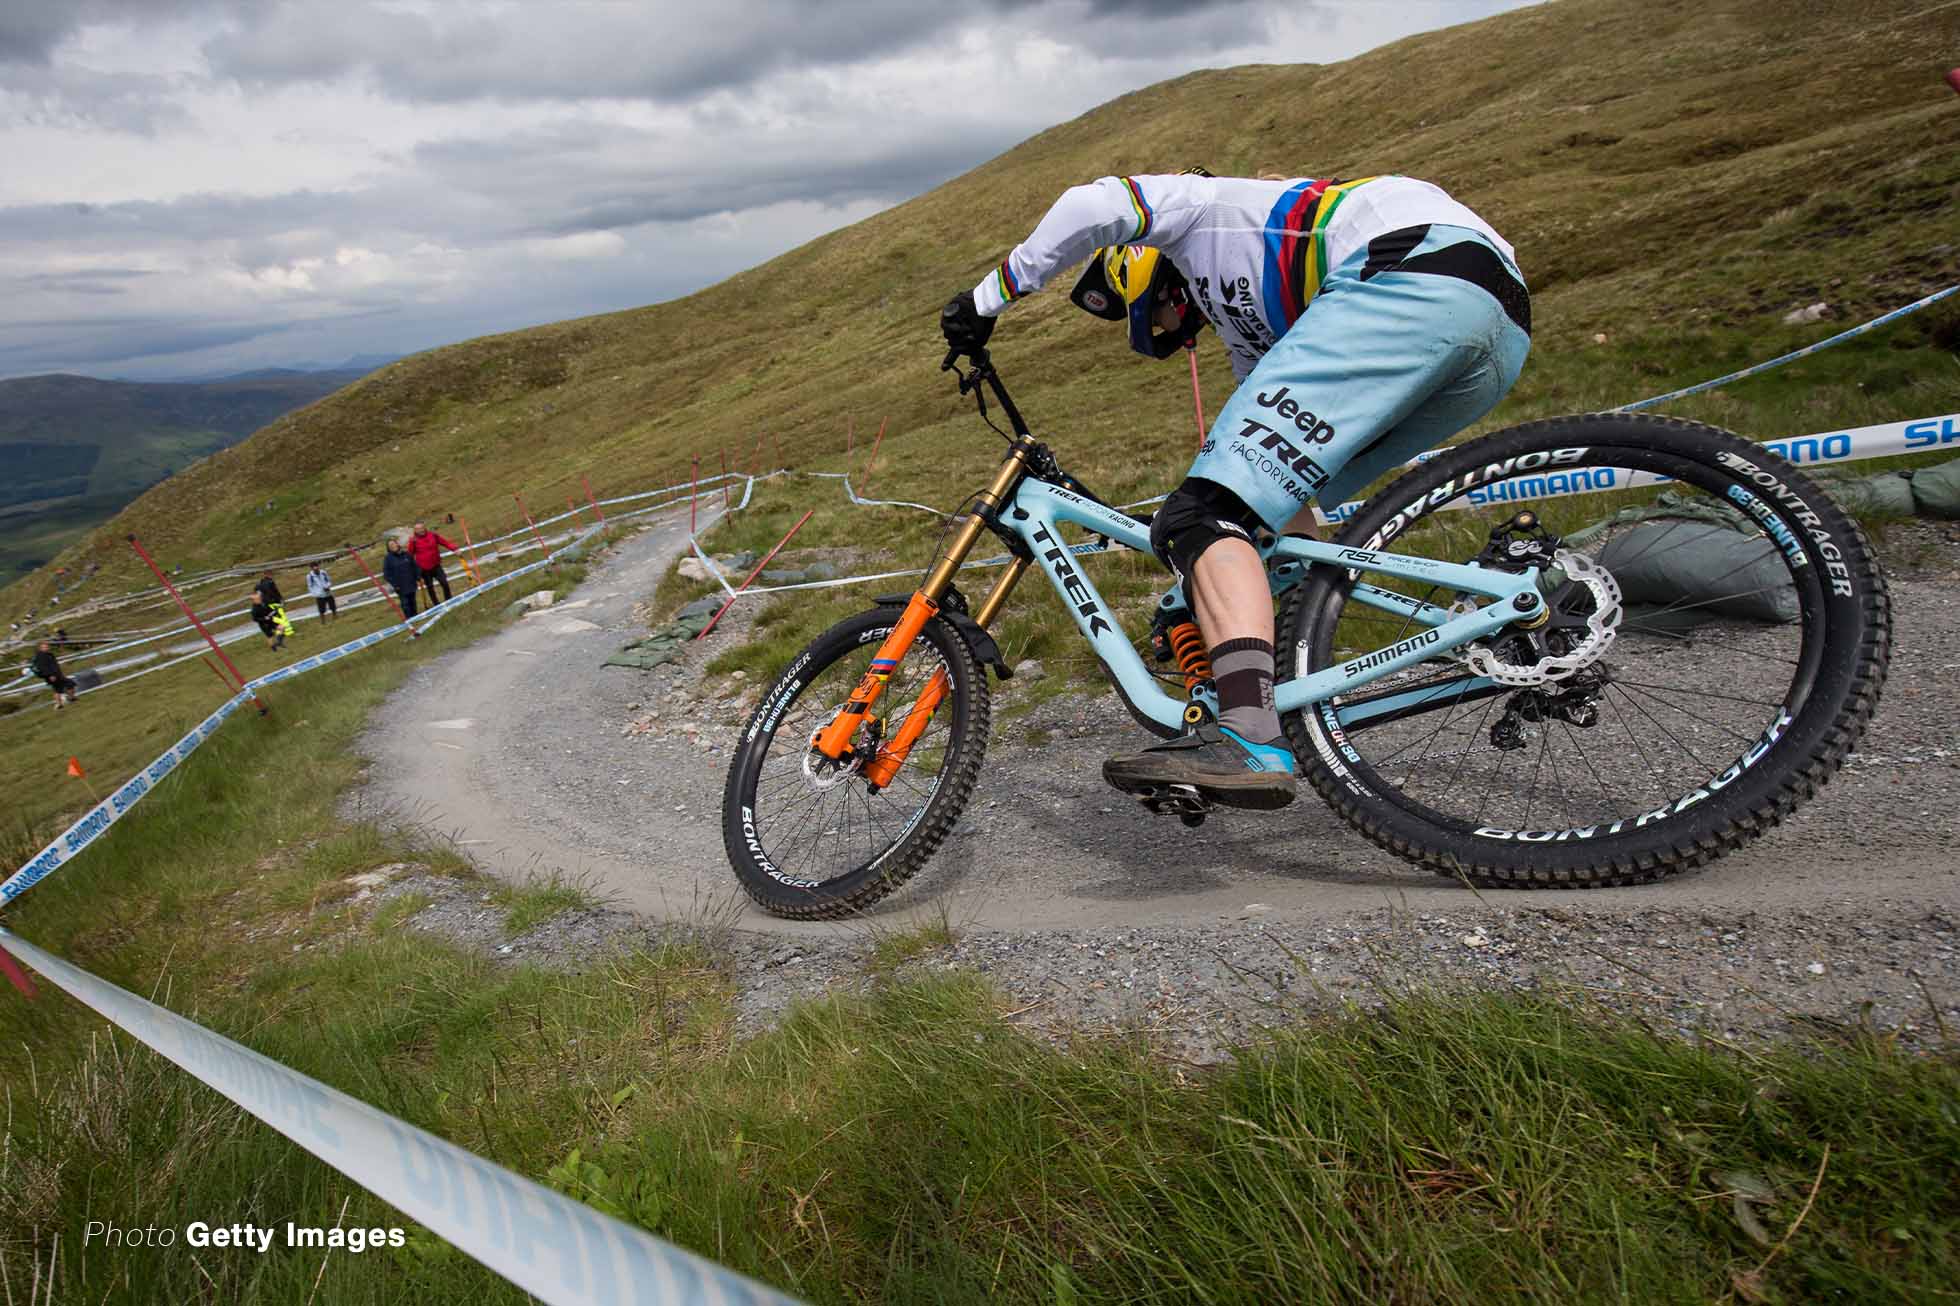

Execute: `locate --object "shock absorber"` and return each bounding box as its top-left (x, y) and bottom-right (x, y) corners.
top-left (1166, 621), bottom-right (1212, 692)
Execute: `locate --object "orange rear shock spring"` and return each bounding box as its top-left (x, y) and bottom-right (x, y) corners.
top-left (1166, 621), bottom-right (1212, 692)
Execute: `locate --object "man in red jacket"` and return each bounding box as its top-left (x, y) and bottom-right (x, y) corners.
top-left (407, 521), bottom-right (457, 607)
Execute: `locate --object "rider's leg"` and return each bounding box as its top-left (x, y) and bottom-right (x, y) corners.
top-left (1110, 478), bottom-right (1297, 808)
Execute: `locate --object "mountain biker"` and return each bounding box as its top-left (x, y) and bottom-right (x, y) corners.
top-left (941, 170), bottom-right (1529, 810)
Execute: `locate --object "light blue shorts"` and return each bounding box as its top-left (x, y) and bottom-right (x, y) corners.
top-left (1189, 223), bottom-right (1531, 526)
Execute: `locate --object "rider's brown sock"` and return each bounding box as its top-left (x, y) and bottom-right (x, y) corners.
top-left (1211, 637), bottom-right (1281, 744)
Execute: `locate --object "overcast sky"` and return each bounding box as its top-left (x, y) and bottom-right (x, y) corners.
top-left (0, 0), bottom-right (1532, 381)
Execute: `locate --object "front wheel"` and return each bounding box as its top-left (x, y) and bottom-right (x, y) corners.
top-left (722, 607), bottom-right (990, 918)
top-left (1281, 413), bottom-right (1890, 888)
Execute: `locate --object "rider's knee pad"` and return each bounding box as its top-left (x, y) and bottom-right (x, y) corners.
top-left (1149, 477), bottom-right (1263, 583)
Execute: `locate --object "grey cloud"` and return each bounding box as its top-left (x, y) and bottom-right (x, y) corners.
top-left (0, 0), bottom-right (262, 65)
top-left (7, 268), bottom-right (157, 296)
top-left (203, 0), bottom-right (1270, 105)
top-left (206, 0), bottom-right (960, 103)
top-left (0, 189), bottom-right (382, 249)
top-left (2, 62), bottom-right (192, 134)
top-left (411, 116), bottom-right (1016, 235)
top-left (0, 316), bottom-right (296, 369)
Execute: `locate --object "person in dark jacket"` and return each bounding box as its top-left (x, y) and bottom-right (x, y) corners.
top-left (255, 573), bottom-right (284, 606)
top-left (407, 521), bottom-right (457, 606)
top-left (249, 589), bottom-right (289, 650)
top-left (382, 538), bottom-right (420, 618)
top-left (31, 640), bottom-right (77, 707)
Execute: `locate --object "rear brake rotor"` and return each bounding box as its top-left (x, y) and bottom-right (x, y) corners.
top-left (1458, 550), bottom-right (1622, 687)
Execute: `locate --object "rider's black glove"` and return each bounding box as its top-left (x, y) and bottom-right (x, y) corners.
top-left (940, 291), bottom-right (996, 357)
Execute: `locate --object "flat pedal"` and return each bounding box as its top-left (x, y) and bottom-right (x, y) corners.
top-left (1131, 783), bottom-right (1214, 828)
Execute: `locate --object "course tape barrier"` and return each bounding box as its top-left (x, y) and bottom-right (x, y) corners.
top-left (1615, 286), bottom-right (1958, 413)
top-left (0, 524), bottom-right (604, 907)
top-left (0, 929), bottom-right (801, 1306)
top-left (33, 469), bottom-right (738, 612)
top-left (7, 486), bottom-right (713, 696)
top-left (5, 468), bottom-right (746, 663)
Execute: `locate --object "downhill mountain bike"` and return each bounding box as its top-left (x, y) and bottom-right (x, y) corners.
top-left (721, 348), bottom-right (1890, 919)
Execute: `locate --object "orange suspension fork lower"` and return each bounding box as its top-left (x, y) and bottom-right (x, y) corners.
top-left (860, 665), bottom-right (949, 788)
top-left (811, 592), bottom-right (938, 759)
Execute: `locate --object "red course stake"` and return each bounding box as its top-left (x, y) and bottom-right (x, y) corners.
top-left (695, 509), bottom-right (815, 641)
top-left (1186, 344), bottom-right (1207, 450)
top-left (860, 417), bottom-right (888, 495)
top-left (128, 533), bottom-right (269, 714)
top-left (0, 941), bottom-right (36, 999)
top-left (582, 475), bottom-right (606, 524)
top-left (514, 492), bottom-right (556, 570)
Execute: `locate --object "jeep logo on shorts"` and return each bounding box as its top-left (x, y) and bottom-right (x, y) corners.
top-left (1255, 386), bottom-right (1336, 445)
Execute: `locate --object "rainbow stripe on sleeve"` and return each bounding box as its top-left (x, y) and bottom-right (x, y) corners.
top-left (1120, 176), bottom-right (1155, 241)
top-left (993, 258), bottom-right (1026, 303)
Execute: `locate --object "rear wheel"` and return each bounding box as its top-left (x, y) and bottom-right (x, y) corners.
top-left (1280, 413), bottom-right (1890, 887)
top-left (722, 607), bottom-right (989, 918)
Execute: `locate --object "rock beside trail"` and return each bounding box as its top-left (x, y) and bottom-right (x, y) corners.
top-left (676, 551), bottom-right (758, 582)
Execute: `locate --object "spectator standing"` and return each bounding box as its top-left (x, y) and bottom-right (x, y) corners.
top-left (306, 563), bottom-right (338, 622)
top-left (407, 521), bottom-right (458, 607)
top-left (31, 640), bottom-right (78, 708)
top-left (383, 538), bottom-right (420, 618)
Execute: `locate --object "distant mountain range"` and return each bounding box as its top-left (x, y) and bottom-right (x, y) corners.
top-left (0, 362), bottom-right (390, 581)
top-left (123, 354), bottom-right (403, 385)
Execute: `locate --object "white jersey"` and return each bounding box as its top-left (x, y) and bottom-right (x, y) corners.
top-left (972, 173), bottom-right (1516, 379)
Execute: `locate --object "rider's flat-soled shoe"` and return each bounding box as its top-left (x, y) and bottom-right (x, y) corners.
top-left (1103, 723), bottom-right (1298, 810)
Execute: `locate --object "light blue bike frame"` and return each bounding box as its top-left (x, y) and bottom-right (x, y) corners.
top-left (1003, 479), bottom-right (1533, 734)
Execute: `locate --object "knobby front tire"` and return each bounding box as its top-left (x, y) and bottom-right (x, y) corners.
top-left (1281, 413), bottom-right (1890, 888)
top-left (722, 607), bottom-right (990, 919)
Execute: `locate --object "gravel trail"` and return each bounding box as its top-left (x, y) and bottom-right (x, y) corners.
top-left (355, 512), bottom-right (1960, 1052)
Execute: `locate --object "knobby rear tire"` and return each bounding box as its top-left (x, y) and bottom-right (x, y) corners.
top-left (1280, 413), bottom-right (1890, 888)
top-left (721, 607), bottom-right (990, 919)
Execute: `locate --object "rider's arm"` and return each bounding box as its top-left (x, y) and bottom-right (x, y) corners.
top-left (970, 174), bottom-right (1205, 316)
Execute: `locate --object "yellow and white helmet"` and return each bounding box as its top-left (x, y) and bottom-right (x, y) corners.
top-left (1069, 243), bottom-right (1203, 359)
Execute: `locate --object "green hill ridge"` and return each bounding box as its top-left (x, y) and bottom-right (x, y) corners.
top-left (6, 0), bottom-right (1957, 624)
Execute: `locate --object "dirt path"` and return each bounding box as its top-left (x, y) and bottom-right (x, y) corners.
top-left (356, 513), bottom-right (1960, 1053)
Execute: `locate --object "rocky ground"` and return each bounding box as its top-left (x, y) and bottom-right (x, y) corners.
top-left (352, 510), bottom-right (1960, 1058)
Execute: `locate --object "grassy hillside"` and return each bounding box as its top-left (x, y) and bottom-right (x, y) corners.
top-left (0, 369), bottom-right (370, 581)
top-left (6, 0), bottom-right (1958, 628)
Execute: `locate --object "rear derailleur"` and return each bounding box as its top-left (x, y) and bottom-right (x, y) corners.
top-left (1488, 665), bottom-right (1611, 750)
